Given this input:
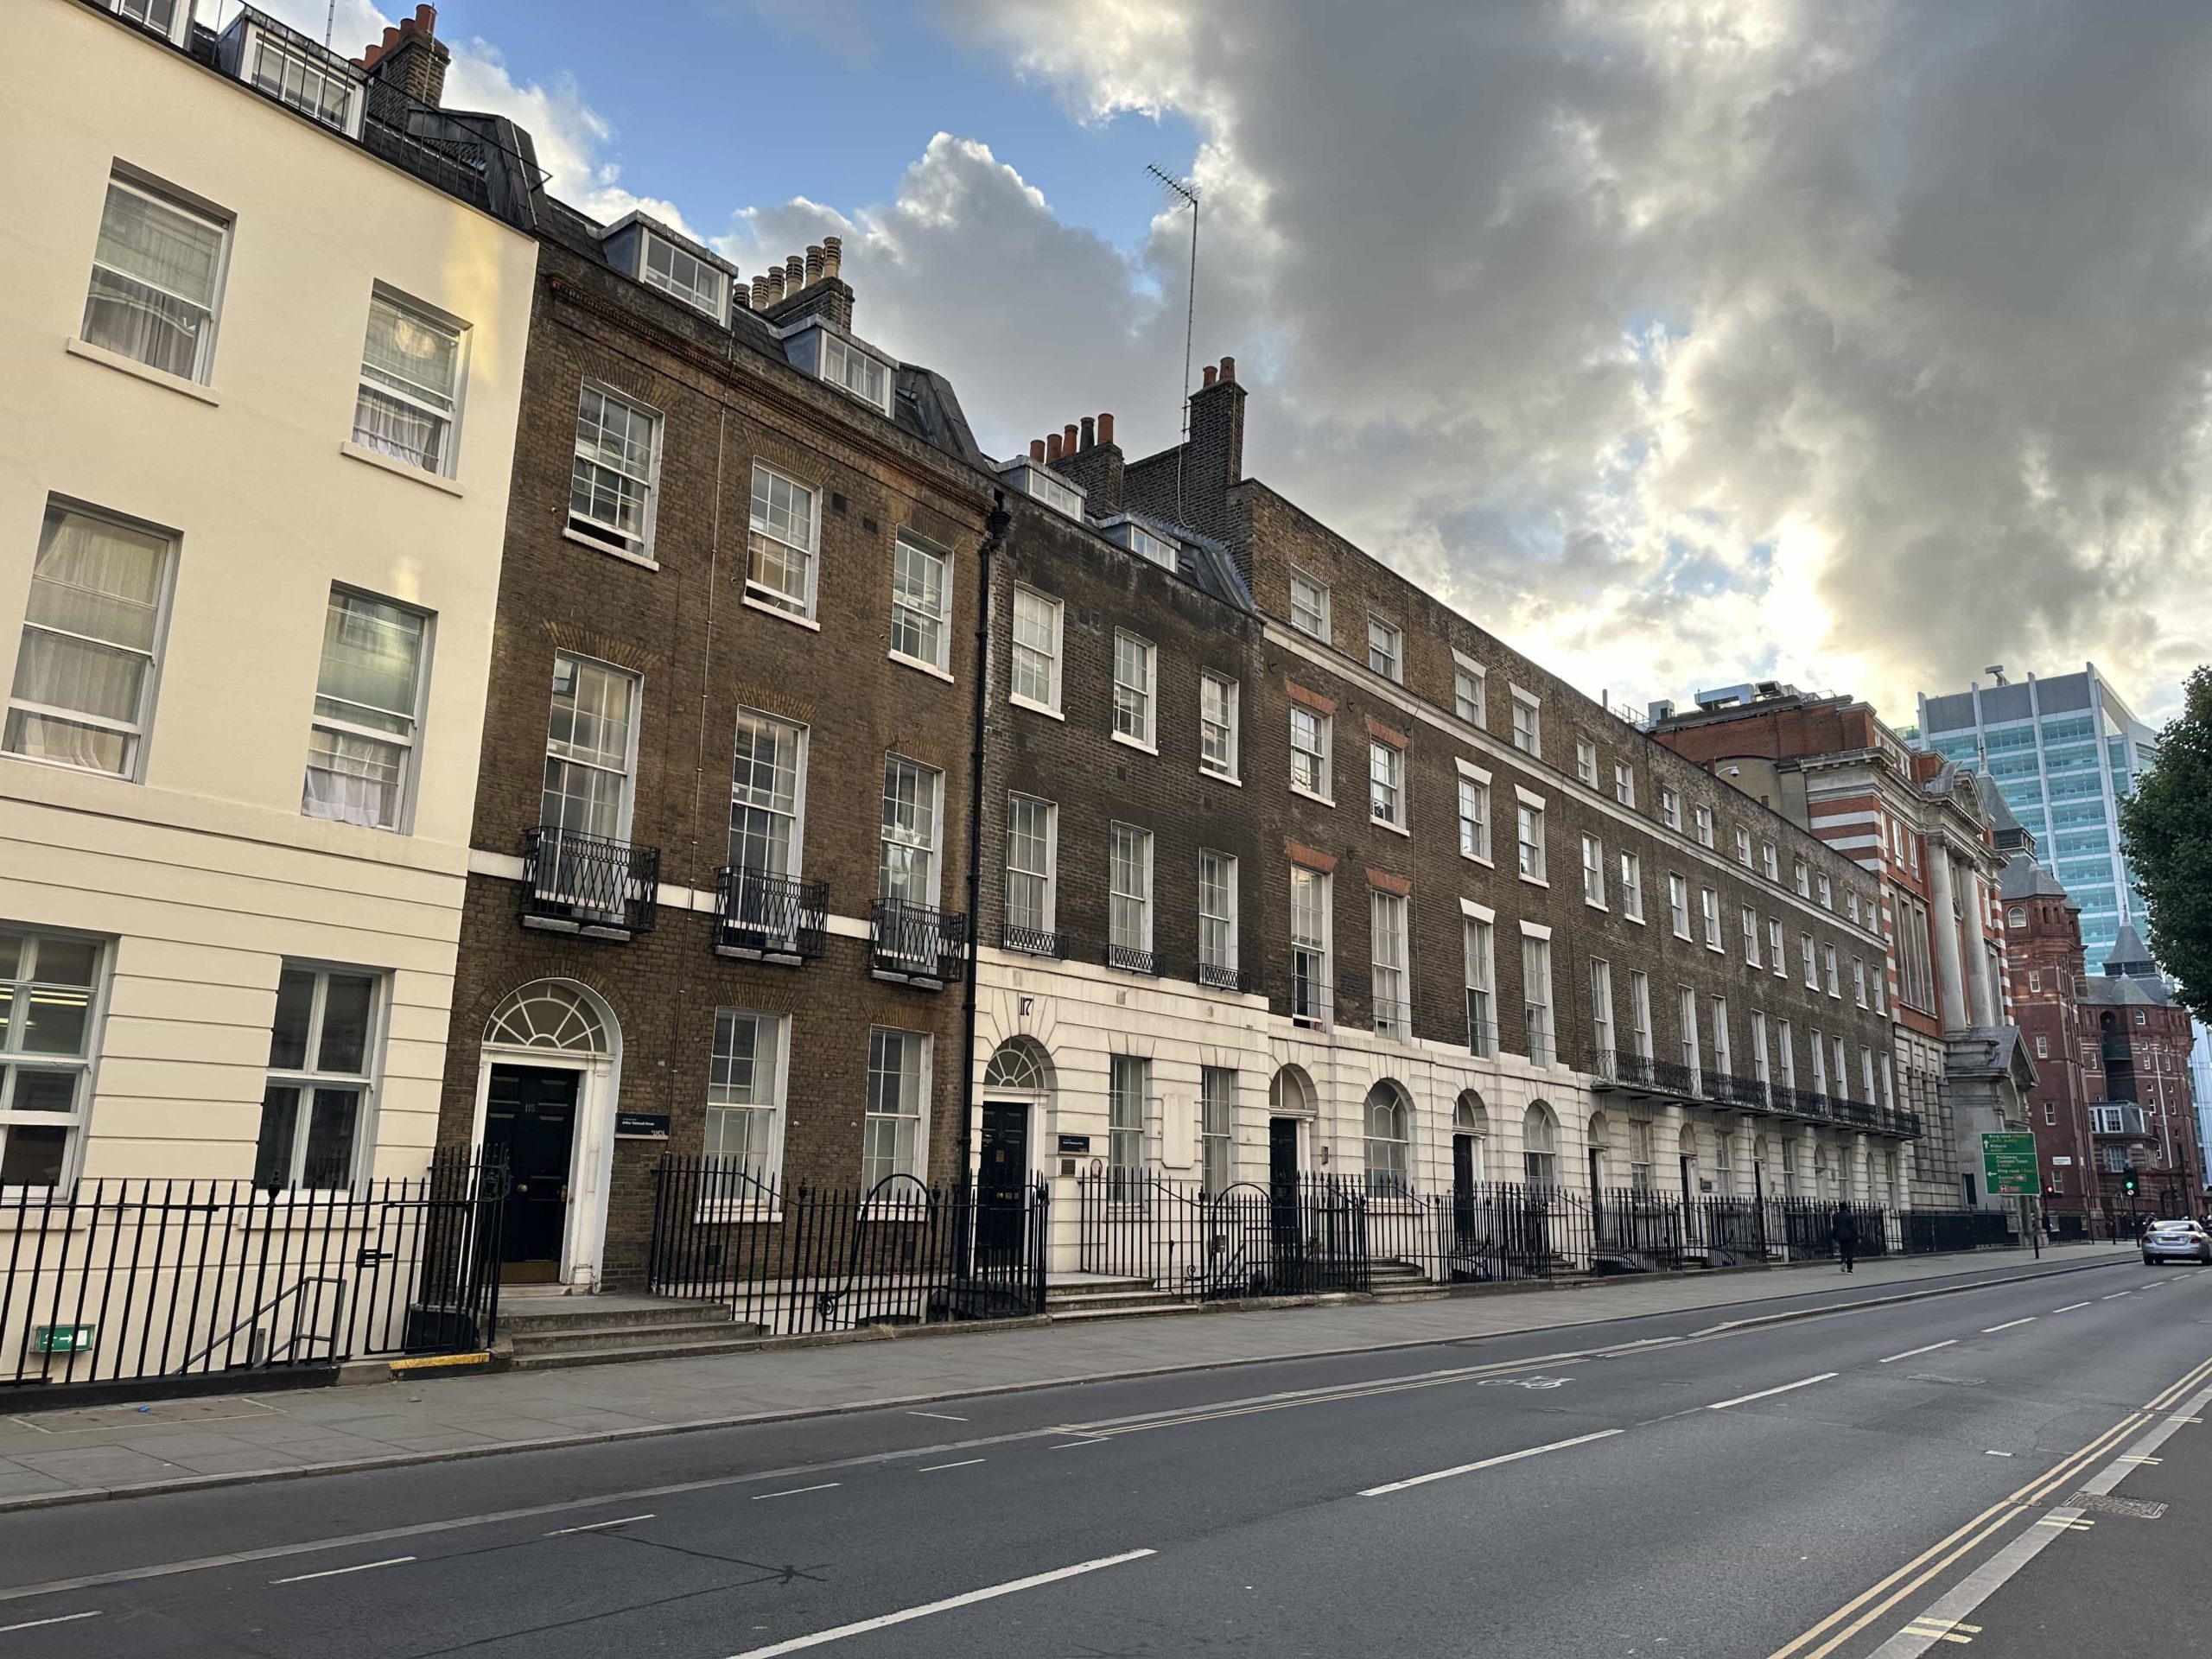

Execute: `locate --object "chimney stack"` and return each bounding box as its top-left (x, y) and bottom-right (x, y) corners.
top-left (1046, 411), bottom-right (1125, 510)
top-left (358, 4), bottom-right (449, 109)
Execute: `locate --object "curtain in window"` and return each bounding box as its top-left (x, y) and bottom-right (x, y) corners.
top-left (354, 299), bottom-right (455, 469)
top-left (83, 184), bottom-right (220, 378)
top-left (7, 512), bottom-right (166, 773)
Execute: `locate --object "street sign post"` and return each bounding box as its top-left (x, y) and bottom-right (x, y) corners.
top-left (1981, 1132), bottom-right (2037, 1197)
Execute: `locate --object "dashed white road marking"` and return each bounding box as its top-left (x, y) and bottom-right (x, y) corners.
top-left (752, 1484), bottom-right (840, 1502)
top-left (0, 1611), bottom-right (100, 1634)
top-left (917, 1459), bottom-right (986, 1473)
top-left (1881, 1341), bottom-right (1959, 1364)
top-left (722, 1548), bottom-right (1157, 1657)
top-left (270, 1557), bottom-right (415, 1585)
top-left (2102, 1292), bottom-right (2133, 1300)
top-left (1359, 1428), bottom-right (1625, 1497)
top-left (2052, 1302), bottom-right (2091, 1313)
top-left (1707, 1373), bottom-right (1838, 1411)
top-left (1980, 1319), bottom-right (2035, 1333)
top-left (545, 1515), bottom-right (654, 1535)
top-left (906, 1411), bottom-right (969, 1422)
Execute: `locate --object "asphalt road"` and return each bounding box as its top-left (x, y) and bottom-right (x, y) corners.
top-left (1, 1250), bottom-right (2204, 1657)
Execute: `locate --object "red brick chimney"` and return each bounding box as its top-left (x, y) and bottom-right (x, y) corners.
top-left (358, 4), bottom-right (449, 109)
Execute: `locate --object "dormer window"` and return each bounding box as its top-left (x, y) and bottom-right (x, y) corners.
top-left (1001, 462), bottom-right (1084, 520)
top-left (821, 331), bottom-right (893, 414)
top-left (1105, 520), bottom-right (1179, 569)
top-left (642, 234), bottom-right (727, 321)
top-left (219, 12), bottom-right (365, 137)
top-left (109, 0), bottom-right (191, 48)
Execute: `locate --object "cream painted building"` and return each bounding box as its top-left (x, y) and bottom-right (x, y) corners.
top-left (0, 0), bottom-right (537, 1189)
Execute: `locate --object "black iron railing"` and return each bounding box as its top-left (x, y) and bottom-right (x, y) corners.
top-left (648, 1160), bottom-right (1047, 1334)
top-left (868, 898), bottom-right (969, 984)
top-left (1198, 961), bottom-right (1262, 995)
top-left (1708, 1072), bottom-right (1770, 1111)
top-left (1606, 1050), bottom-right (1659, 1089)
top-left (1107, 943), bottom-right (1163, 976)
top-left (713, 868), bottom-right (828, 961)
top-left (0, 1150), bottom-right (504, 1402)
top-left (1077, 1173), bottom-right (1372, 1299)
top-left (521, 826), bottom-right (659, 936)
top-left (1649, 1058), bottom-right (1698, 1098)
top-left (1000, 922), bottom-right (1067, 959)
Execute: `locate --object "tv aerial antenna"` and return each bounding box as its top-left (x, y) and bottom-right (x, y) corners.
top-left (1147, 162), bottom-right (1201, 528)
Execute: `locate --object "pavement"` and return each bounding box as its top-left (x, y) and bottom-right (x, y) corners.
top-left (0, 1241), bottom-right (2125, 1509)
top-left (0, 1243), bottom-right (2197, 1656)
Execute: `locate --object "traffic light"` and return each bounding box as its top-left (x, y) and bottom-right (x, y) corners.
top-left (2122, 1171), bottom-right (2139, 1196)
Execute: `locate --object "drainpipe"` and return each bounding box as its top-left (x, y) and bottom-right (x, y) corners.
top-left (959, 493), bottom-right (1013, 1179)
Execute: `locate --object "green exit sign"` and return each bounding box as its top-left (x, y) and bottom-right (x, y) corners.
top-left (31, 1324), bottom-right (95, 1356)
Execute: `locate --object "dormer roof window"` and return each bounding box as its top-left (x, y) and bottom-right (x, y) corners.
top-left (1000, 461), bottom-right (1084, 520)
top-left (598, 213), bottom-right (737, 325)
top-left (780, 319), bottom-right (895, 415)
top-left (1101, 518), bottom-right (1179, 570)
top-left (108, 0), bottom-right (191, 45)
top-left (219, 10), bottom-right (366, 137)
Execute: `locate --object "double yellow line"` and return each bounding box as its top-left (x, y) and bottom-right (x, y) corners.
top-left (1764, 1350), bottom-right (2212, 1658)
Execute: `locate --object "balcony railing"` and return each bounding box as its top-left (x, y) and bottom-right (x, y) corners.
top-left (1001, 921), bottom-right (1068, 960)
top-left (1603, 1050), bottom-right (1659, 1090)
top-left (713, 868), bottom-right (828, 962)
top-left (520, 826), bottom-right (659, 938)
top-left (1707, 1072), bottom-right (1770, 1111)
top-left (1649, 1058), bottom-right (1698, 1098)
top-left (869, 898), bottom-right (969, 986)
top-left (1107, 943), bottom-right (1163, 976)
top-left (1198, 960), bottom-right (1262, 995)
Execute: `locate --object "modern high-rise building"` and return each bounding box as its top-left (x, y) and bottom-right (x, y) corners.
top-left (1915, 665), bottom-right (2158, 976)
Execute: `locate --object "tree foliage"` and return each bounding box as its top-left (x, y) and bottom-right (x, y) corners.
top-left (2119, 665), bottom-right (2212, 1026)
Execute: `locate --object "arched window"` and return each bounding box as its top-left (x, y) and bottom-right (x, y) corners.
top-left (1270, 1065), bottom-right (1318, 1117)
top-left (983, 1036), bottom-right (1053, 1095)
top-left (2007, 906), bottom-right (2025, 930)
top-left (483, 982), bottom-right (609, 1055)
top-left (1522, 1101), bottom-right (1559, 1189)
top-left (1452, 1090), bottom-right (1488, 1185)
top-left (1586, 1111), bottom-right (1611, 1191)
top-left (1364, 1082), bottom-right (1412, 1197)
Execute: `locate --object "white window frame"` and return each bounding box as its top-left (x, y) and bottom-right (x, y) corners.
top-left (540, 651), bottom-right (640, 844)
top-left (1108, 1054), bottom-right (1149, 1187)
top-left (1620, 851), bottom-right (1644, 923)
top-left (728, 707), bottom-right (809, 877)
top-left (1734, 826), bottom-right (1752, 868)
top-left (1456, 760), bottom-right (1491, 862)
top-left (1575, 735), bottom-right (1598, 785)
top-left (302, 586), bottom-right (430, 833)
top-left (1669, 874), bottom-right (1691, 939)
top-left (1751, 1011), bottom-right (1771, 1100)
top-left (1521, 927), bottom-right (1555, 1067)
top-left (80, 168), bottom-right (231, 385)
top-left (0, 928), bottom-right (109, 1190)
top-left (886, 531), bottom-right (955, 676)
top-left (1288, 569), bottom-right (1331, 640)
top-left (1823, 943), bottom-right (1842, 999)
top-left (1367, 615), bottom-right (1403, 683)
top-left (352, 285), bottom-right (466, 479)
top-left (1679, 984), bottom-right (1701, 1090)
top-left (568, 381), bottom-right (663, 562)
top-left (1003, 792), bottom-right (1057, 947)
top-left (1693, 804), bottom-right (1714, 849)
top-left (1516, 794), bottom-right (1547, 884)
top-left (1292, 865), bottom-right (1332, 1029)
top-left (1591, 957), bottom-right (1615, 1066)
top-left (1290, 704), bottom-right (1332, 802)
top-left (1464, 906), bottom-right (1496, 1057)
top-left (1580, 833), bottom-right (1605, 909)
top-left (1768, 918), bottom-right (1786, 979)
top-left (1761, 839), bottom-right (1778, 881)
top-left (1510, 687), bottom-right (1541, 758)
top-left (1453, 652), bottom-right (1487, 724)
top-left (1700, 885), bottom-right (1722, 952)
top-left (1199, 673), bottom-right (1240, 780)
top-left (1852, 957), bottom-right (1868, 1008)
top-left (1801, 933), bottom-right (1819, 989)
top-left (640, 230), bottom-right (728, 321)
top-left (1816, 872), bottom-right (1833, 910)
top-left (705, 1007), bottom-right (790, 1185)
top-left (1112, 629), bottom-right (1157, 751)
top-left (1661, 787), bottom-right (1681, 832)
top-left (1630, 969), bottom-right (1654, 1061)
top-left (1370, 740), bottom-right (1407, 831)
top-left (1198, 849), bottom-right (1239, 978)
top-left (4, 499), bottom-right (176, 782)
top-left (746, 463), bottom-right (821, 622)
top-left (1613, 761), bottom-right (1635, 807)
top-left (1741, 905), bottom-right (1761, 966)
top-left (861, 1027), bottom-right (931, 1192)
top-left (1109, 822), bottom-right (1154, 958)
top-left (1370, 889), bottom-right (1411, 1039)
top-left (1793, 856), bottom-right (1810, 898)
top-left (879, 753), bottom-right (944, 907)
top-left (1008, 586), bottom-right (1063, 715)
top-left (256, 962), bottom-right (383, 1192)
top-left (1778, 1019), bottom-right (1797, 1090)
top-left (820, 330), bottom-right (894, 414)
top-left (1712, 996), bottom-right (1732, 1079)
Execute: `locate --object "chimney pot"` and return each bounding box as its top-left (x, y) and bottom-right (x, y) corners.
top-left (765, 267), bottom-right (785, 302)
top-left (752, 274), bottom-right (771, 309)
top-left (1097, 412), bottom-right (1115, 447)
top-left (822, 236), bottom-right (842, 280)
top-left (416, 3), bottom-right (437, 31)
top-left (1201, 365), bottom-right (1217, 389)
top-left (1079, 416), bottom-right (1096, 451)
top-left (1029, 439), bottom-right (1047, 464)
top-left (1046, 432), bottom-right (1065, 462)
top-left (380, 24), bottom-right (401, 52)
top-left (1218, 355), bottom-right (1235, 383)
top-left (1062, 423), bottom-right (1079, 454)
top-left (732, 281), bottom-right (751, 311)
top-left (804, 245), bottom-right (824, 286)
top-left (785, 254), bottom-right (804, 293)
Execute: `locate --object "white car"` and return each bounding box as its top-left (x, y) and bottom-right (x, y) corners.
top-left (2142, 1220), bottom-right (2212, 1266)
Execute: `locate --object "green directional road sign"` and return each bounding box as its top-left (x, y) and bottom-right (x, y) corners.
top-left (1981, 1132), bottom-right (2039, 1196)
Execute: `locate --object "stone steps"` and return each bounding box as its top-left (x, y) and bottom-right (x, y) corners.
top-left (496, 1296), bottom-right (767, 1370)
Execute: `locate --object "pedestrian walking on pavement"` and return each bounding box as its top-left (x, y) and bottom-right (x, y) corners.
top-left (1831, 1202), bottom-right (1859, 1273)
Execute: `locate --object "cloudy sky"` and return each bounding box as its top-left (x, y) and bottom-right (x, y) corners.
top-left (242, 0), bottom-right (2212, 727)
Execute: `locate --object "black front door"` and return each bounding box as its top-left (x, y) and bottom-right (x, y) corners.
top-left (1452, 1134), bottom-right (1478, 1244)
top-left (976, 1102), bottom-right (1029, 1276)
top-left (1267, 1117), bottom-right (1302, 1285)
top-left (485, 1065), bottom-right (579, 1283)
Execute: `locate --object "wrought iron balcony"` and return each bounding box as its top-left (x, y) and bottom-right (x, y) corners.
top-left (713, 867), bottom-right (828, 963)
top-left (1707, 1072), bottom-right (1773, 1112)
top-left (1649, 1058), bottom-right (1699, 1099)
top-left (1107, 942), bottom-right (1163, 977)
top-left (1600, 1050), bottom-right (1660, 1091)
top-left (1000, 921), bottom-right (1068, 959)
top-left (1198, 960), bottom-right (1262, 995)
top-left (869, 898), bottom-right (969, 987)
top-left (520, 826), bottom-right (659, 938)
